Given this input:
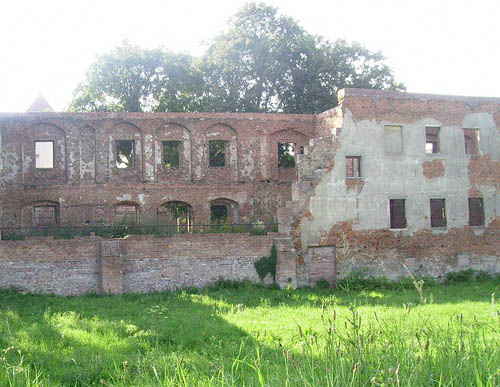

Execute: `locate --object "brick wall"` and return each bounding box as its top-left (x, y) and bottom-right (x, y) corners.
top-left (0, 234), bottom-right (277, 295)
top-left (0, 237), bottom-right (101, 295)
top-left (0, 112), bottom-right (316, 229)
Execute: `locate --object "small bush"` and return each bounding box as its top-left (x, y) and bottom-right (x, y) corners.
top-left (337, 270), bottom-right (438, 291)
top-left (444, 269), bottom-right (495, 284)
top-left (254, 244), bottom-right (277, 283)
top-left (267, 283), bottom-right (280, 290)
top-left (208, 279), bottom-right (255, 291)
top-left (315, 279), bottom-right (331, 289)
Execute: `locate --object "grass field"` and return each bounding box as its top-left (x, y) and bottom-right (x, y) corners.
top-left (0, 280), bottom-right (499, 386)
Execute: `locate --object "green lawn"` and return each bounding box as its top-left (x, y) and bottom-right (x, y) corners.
top-left (0, 281), bottom-right (499, 386)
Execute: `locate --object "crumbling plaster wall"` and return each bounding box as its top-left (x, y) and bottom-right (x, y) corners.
top-left (301, 109), bottom-right (499, 246)
top-left (287, 90), bottom-right (500, 283)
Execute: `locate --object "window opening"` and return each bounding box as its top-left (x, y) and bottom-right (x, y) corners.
top-left (468, 198), bottom-right (484, 226)
top-left (34, 205), bottom-right (58, 226)
top-left (278, 142), bottom-right (296, 168)
top-left (346, 156), bottom-right (361, 178)
top-left (211, 204), bottom-right (228, 224)
top-left (114, 205), bottom-right (138, 223)
top-left (389, 199), bottom-right (406, 229)
top-left (425, 127), bottom-right (440, 154)
top-left (158, 202), bottom-right (192, 231)
top-left (209, 140), bottom-right (226, 167)
top-left (430, 199), bottom-right (446, 227)
top-left (162, 141), bottom-right (180, 168)
top-left (116, 140), bottom-right (135, 168)
top-left (464, 129), bottom-right (479, 155)
top-left (35, 141), bottom-right (54, 169)
top-left (384, 125), bottom-right (403, 154)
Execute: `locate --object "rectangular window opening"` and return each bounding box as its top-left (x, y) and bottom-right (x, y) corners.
top-left (35, 141), bottom-right (54, 169)
top-left (162, 141), bottom-right (180, 168)
top-left (384, 125), bottom-right (403, 154)
top-left (468, 198), bottom-right (484, 226)
top-left (278, 142), bottom-right (296, 168)
top-left (430, 198), bottom-right (446, 228)
top-left (464, 129), bottom-right (479, 155)
top-left (116, 140), bottom-right (135, 169)
top-left (425, 127), bottom-right (440, 154)
top-left (209, 140), bottom-right (227, 167)
top-left (389, 199), bottom-right (406, 229)
top-left (34, 205), bottom-right (58, 226)
top-left (346, 156), bottom-right (361, 178)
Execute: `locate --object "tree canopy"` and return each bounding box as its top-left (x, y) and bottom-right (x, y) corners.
top-left (70, 3), bottom-right (404, 113)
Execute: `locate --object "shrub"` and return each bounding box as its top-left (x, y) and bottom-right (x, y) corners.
top-left (444, 269), bottom-right (496, 284)
top-left (315, 279), bottom-right (331, 289)
top-left (254, 244), bottom-right (277, 283)
top-left (337, 270), bottom-right (438, 291)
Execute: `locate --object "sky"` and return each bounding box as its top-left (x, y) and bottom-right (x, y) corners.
top-left (1, 0), bottom-right (499, 112)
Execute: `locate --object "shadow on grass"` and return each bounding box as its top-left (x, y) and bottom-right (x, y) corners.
top-left (0, 288), bottom-right (311, 385)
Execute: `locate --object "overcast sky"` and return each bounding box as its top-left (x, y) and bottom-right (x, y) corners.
top-left (1, 0), bottom-right (499, 112)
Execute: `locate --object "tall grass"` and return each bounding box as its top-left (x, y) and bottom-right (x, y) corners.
top-left (0, 281), bottom-right (498, 386)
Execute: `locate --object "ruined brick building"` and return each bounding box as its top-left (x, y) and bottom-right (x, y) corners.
top-left (0, 89), bottom-right (499, 294)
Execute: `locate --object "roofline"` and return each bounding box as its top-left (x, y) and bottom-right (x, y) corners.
top-left (0, 111), bottom-right (316, 120)
top-left (340, 88), bottom-right (500, 103)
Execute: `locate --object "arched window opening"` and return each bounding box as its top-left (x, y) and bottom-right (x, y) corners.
top-left (33, 203), bottom-right (59, 226)
top-left (210, 199), bottom-right (238, 224)
top-left (158, 201), bottom-right (193, 232)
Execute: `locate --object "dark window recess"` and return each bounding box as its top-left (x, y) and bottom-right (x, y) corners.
top-left (389, 199), bottom-right (406, 229)
top-left (278, 142), bottom-right (296, 168)
top-left (114, 205), bottom-right (138, 223)
top-left (425, 127), bottom-right (440, 154)
top-left (209, 140), bottom-right (226, 167)
top-left (116, 140), bottom-right (135, 168)
top-left (464, 129), bottom-right (479, 155)
top-left (33, 205), bottom-right (58, 226)
top-left (211, 204), bottom-right (228, 224)
top-left (468, 198), bottom-right (485, 226)
top-left (299, 146), bottom-right (305, 154)
top-left (430, 199), bottom-right (446, 227)
top-left (162, 141), bottom-right (180, 168)
top-left (346, 156), bottom-right (361, 178)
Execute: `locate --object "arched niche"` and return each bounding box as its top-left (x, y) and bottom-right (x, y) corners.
top-left (21, 200), bottom-right (60, 227)
top-left (78, 125), bottom-right (96, 183)
top-left (209, 198), bottom-right (239, 224)
top-left (204, 123), bottom-right (238, 183)
top-left (113, 201), bottom-right (140, 224)
top-left (109, 122), bottom-right (143, 182)
top-left (155, 123), bottom-right (192, 181)
top-left (269, 128), bottom-right (309, 181)
top-left (157, 201), bottom-right (193, 232)
top-left (22, 123), bottom-right (67, 185)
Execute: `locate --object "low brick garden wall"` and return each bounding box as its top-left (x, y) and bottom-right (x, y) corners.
top-left (0, 233), bottom-right (277, 295)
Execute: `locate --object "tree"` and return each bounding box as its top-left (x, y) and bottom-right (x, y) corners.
top-left (201, 2), bottom-right (404, 113)
top-left (70, 42), bottom-right (202, 112)
top-left (70, 4), bottom-right (404, 113)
